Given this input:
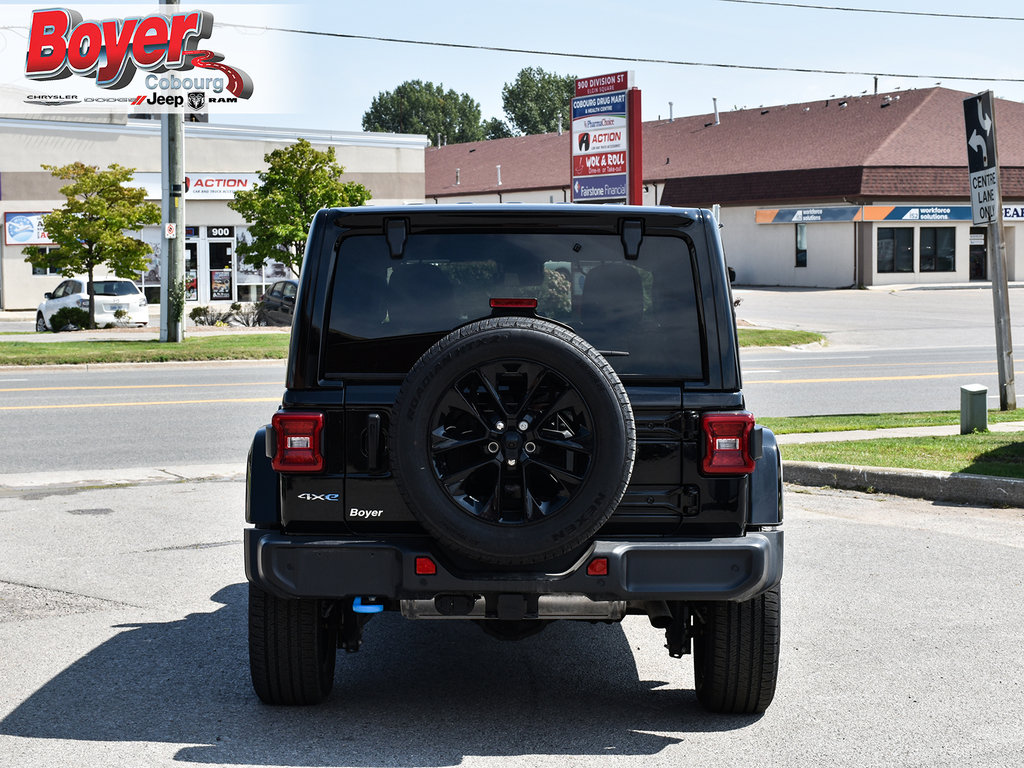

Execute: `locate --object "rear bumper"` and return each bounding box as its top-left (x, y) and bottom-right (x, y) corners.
top-left (245, 528), bottom-right (783, 604)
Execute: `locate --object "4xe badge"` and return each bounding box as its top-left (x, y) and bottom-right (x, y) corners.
top-left (297, 493), bottom-right (339, 502)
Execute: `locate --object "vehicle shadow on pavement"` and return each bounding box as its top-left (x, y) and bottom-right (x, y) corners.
top-left (0, 583), bottom-right (759, 766)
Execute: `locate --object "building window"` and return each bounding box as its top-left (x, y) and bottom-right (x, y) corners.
top-left (30, 246), bottom-right (61, 275)
top-left (795, 223), bottom-right (807, 268)
top-left (920, 227), bottom-right (955, 272)
top-left (877, 228), bottom-right (914, 273)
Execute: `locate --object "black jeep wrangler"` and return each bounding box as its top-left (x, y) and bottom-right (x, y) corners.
top-left (245, 204), bottom-right (783, 714)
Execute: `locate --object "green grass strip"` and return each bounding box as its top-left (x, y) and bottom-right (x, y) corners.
top-left (0, 334), bottom-right (290, 366)
top-left (760, 409), bottom-right (1024, 435)
top-left (781, 432), bottom-right (1024, 479)
top-left (737, 328), bottom-right (823, 347)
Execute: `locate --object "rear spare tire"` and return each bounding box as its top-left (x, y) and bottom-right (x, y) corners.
top-left (391, 316), bottom-right (635, 565)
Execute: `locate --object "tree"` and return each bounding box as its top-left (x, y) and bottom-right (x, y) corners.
top-left (501, 67), bottom-right (577, 135)
top-left (362, 80), bottom-right (485, 144)
top-left (23, 163), bottom-right (160, 328)
top-left (482, 117), bottom-right (513, 140)
top-left (228, 138), bottom-right (371, 276)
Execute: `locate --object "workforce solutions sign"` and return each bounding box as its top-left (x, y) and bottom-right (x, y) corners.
top-left (571, 71), bottom-right (641, 203)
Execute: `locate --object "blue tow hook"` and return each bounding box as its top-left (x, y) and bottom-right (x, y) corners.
top-left (352, 597), bottom-right (384, 614)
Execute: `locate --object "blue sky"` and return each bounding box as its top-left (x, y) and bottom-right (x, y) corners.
top-left (223, 0), bottom-right (1024, 132)
top-left (3, 1), bottom-right (1023, 132)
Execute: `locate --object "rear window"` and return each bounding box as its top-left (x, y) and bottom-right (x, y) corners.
top-left (324, 232), bottom-right (704, 380)
top-left (91, 281), bottom-right (139, 296)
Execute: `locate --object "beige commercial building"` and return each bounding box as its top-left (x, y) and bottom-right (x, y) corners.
top-left (425, 87), bottom-right (1024, 288)
top-left (0, 116), bottom-right (428, 310)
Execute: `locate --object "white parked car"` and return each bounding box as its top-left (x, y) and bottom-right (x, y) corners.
top-left (36, 278), bottom-right (148, 331)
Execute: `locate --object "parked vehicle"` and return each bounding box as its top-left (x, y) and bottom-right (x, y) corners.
top-left (245, 205), bottom-right (783, 714)
top-left (36, 278), bottom-right (148, 331)
top-left (260, 279), bottom-right (298, 326)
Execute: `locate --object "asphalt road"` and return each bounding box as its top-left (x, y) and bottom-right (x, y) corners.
top-left (0, 480), bottom-right (1020, 767)
top-left (737, 286), bottom-right (1024, 416)
top-left (2, 286), bottom-right (1024, 474)
top-left (0, 362), bottom-right (284, 474)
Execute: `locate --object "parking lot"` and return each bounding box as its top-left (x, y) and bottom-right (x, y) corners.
top-left (1, 477), bottom-right (1021, 767)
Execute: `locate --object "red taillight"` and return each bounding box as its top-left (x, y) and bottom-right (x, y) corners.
top-left (490, 297), bottom-right (538, 309)
top-left (701, 412), bottom-right (756, 475)
top-left (271, 412), bottom-right (325, 472)
top-left (586, 557), bottom-right (609, 577)
top-left (414, 557), bottom-right (437, 576)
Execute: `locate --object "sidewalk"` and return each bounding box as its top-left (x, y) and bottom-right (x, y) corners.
top-left (778, 421), bottom-right (1024, 508)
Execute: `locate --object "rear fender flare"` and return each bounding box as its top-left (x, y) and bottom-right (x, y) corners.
top-left (246, 426), bottom-right (281, 526)
top-left (749, 427), bottom-right (783, 526)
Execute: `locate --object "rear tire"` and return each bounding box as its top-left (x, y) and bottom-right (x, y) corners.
top-left (693, 586), bottom-right (780, 714)
top-left (248, 582), bottom-right (337, 705)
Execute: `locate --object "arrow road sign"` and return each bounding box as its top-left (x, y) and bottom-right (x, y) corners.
top-left (964, 91), bottom-right (1000, 225)
top-left (964, 91), bottom-right (997, 174)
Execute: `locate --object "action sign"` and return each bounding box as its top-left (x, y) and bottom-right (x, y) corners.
top-left (964, 91), bottom-right (1000, 225)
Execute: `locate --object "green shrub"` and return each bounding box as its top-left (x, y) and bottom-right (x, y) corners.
top-left (230, 301), bottom-right (266, 327)
top-left (189, 305), bottom-right (232, 326)
top-left (48, 306), bottom-right (91, 331)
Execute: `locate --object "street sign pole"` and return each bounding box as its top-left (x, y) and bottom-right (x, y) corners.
top-left (989, 209), bottom-right (1015, 410)
top-left (964, 91), bottom-right (1015, 410)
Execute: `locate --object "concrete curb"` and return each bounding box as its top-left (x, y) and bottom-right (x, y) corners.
top-left (784, 461), bottom-right (1024, 508)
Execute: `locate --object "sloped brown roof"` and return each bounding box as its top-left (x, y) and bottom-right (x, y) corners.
top-left (425, 87), bottom-right (1024, 204)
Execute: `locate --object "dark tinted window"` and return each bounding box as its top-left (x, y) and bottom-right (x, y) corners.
top-left (91, 280), bottom-right (139, 296)
top-left (920, 227), bottom-right (955, 272)
top-left (877, 228), bottom-right (914, 273)
top-left (325, 232), bottom-right (703, 380)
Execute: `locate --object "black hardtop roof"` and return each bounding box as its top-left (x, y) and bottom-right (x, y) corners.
top-left (326, 203), bottom-right (703, 221)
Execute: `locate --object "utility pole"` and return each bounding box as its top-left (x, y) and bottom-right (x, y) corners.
top-left (963, 91), bottom-right (1015, 410)
top-left (160, 0), bottom-right (185, 342)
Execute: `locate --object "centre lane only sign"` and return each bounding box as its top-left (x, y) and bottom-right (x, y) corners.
top-left (963, 91), bottom-right (1001, 225)
top-left (571, 72), bottom-right (632, 202)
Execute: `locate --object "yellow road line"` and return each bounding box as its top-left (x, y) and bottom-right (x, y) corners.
top-left (0, 382), bottom-right (276, 393)
top-left (746, 372), bottom-right (997, 384)
top-left (743, 359), bottom-right (997, 373)
top-left (0, 397), bottom-right (281, 411)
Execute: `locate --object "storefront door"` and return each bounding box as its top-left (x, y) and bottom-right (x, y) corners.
top-left (970, 227), bottom-right (987, 281)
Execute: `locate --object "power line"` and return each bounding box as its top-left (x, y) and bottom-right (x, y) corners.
top-left (715, 0), bottom-right (1024, 22)
top-left (223, 23), bottom-right (1024, 84)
